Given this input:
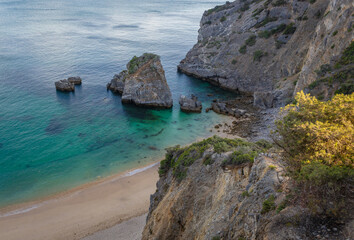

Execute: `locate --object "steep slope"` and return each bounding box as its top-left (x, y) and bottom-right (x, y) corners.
top-left (178, 0), bottom-right (353, 106)
top-left (142, 137), bottom-right (353, 239)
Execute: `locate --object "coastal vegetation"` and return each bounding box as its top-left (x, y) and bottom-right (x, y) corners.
top-left (273, 91), bottom-right (354, 216)
top-left (158, 136), bottom-right (272, 180)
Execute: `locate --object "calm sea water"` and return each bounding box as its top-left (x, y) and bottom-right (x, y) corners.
top-left (0, 0), bottom-right (234, 207)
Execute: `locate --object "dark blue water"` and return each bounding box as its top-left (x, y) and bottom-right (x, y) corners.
top-left (0, 0), bottom-right (235, 207)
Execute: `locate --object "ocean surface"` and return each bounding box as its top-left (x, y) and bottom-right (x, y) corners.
top-left (0, 0), bottom-right (235, 207)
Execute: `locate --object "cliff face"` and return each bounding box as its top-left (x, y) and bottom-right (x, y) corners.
top-left (142, 140), bottom-right (353, 240)
top-left (178, 0), bottom-right (353, 105)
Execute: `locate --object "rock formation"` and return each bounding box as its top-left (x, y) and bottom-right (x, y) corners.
top-left (178, 0), bottom-right (353, 107)
top-left (106, 71), bottom-right (128, 94)
top-left (67, 76), bottom-right (82, 85)
top-left (208, 100), bottom-right (247, 117)
top-left (108, 53), bottom-right (173, 108)
top-left (142, 137), bottom-right (353, 240)
top-left (179, 94), bottom-right (202, 113)
top-left (55, 79), bottom-right (75, 92)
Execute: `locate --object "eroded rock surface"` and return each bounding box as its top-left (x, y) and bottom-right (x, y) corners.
top-left (108, 53), bottom-right (173, 108)
top-left (55, 79), bottom-right (75, 92)
top-left (178, 0), bottom-right (353, 106)
top-left (67, 76), bottom-right (82, 85)
top-left (142, 145), bottom-right (353, 240)
top-left (179, 94), bottom-right (202, 113)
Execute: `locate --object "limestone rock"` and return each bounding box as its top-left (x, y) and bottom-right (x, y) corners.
top-left (55, 79), bottom-right (74, 92)
top-left (109, 53), bottom-right (173, 108)
top-left (67, 76), bottom-right (82, 85)
top-left (179, 95), bottom-right (202, 113)
top-left (107, 70), bottom-right (127, 94)
top-left (211, 100), bottom-right (246, 117)
top-left (177, 0), bottom-right (353, 105)
top-left (253, 91), bottom-right (273, 109)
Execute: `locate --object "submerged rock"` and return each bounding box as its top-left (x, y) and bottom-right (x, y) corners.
top-left (106, 71), bottom-right (128, 94)
top-left (67, 76), bottom-right (82, 85)
top-left (55, 79), bottom-right (75, 92)
top-left (179, 94), bottom-right (202, 113)
top-left (108, 53), bottom-right (173, 108)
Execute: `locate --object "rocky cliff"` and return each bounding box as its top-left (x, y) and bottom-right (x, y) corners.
top-left (178, 0), bottom-right (353, 106)
top-left (107, 53), bottom-right (173, 108)
top-left (142, 136), bottom-right (353, 240)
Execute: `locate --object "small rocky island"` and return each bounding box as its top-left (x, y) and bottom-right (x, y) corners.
top-left (55, 76), bottom-right (82, 92)
top-left (107, 53), bottom-right (173, 108)
top-left (179, 94), bottom-right (202, 113)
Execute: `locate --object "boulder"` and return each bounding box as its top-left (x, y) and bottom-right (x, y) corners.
top-left (179, 95), bottom-right (202, 113)
top-left (67, 76), bottom-right (82, 85)
top-left (107, 70), bottom-right (128, 94)
top-left (211, 101), bottom-right (246, 117)
top-left (113, 53), bottom-right (173, 108)
top-left (55, 79), bottom-right (75, 92)
top-left (253, 91), bottom-right (274, 109)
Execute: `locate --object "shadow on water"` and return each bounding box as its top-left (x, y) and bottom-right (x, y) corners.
top-left (45, 118), bottom-right (66, 135)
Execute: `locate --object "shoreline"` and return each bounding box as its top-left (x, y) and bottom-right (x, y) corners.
top-left (0, 161), bottom-right (160, 218)
top-left (0, 116), bottom-right (237, 240)
top-left (0, 161), bottom-right (160, 240)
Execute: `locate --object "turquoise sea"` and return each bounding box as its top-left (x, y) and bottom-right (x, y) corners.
top-left (0, 0), bottom-right (234, 207)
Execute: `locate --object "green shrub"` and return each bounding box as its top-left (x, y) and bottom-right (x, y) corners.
top-left (159, 136), bottom-right (264, 181)
top-left (220, 16), bottom-right (227, 22)
top-left (242, 191), bottom-right (250, 197)
top-left (261, 195), bottom-right (276, 214)
top-left (253, 50), bottom-right (268, 61)
top-left (239, 45), bottom-right (247, 54)
top-left (212, 236), bottom-right (221, 240)
top-left (283, 23), bottom-right (296, 34)
top-left (272, 92), bottom-right (354, 217)
top-left (252, 8), bottom-right (264, 17)
top-left (258, 30), bottom-right (271, 39)
top-left (270, 24), bottom-right (286, 35)
top-left (314, 64), bottom-right (331, 77)
top-left (231, 59), bottom-right (237, 64)
top-left (337, 41), bottom-right (354, 65)
top-left (272, 0), bottom-right (286, 6)
top-left (254, 17), bottom-right (278, 28)
top-left (276, 200), bottom-right (287, 213)
top-left (245, 35), bottom-right (257, 46)
top-left (332, 30), bottom-right (338, 36)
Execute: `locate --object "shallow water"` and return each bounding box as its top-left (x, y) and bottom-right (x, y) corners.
top-left (0, 0), bottom-right (235, 207)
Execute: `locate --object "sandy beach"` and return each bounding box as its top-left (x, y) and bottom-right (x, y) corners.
top-left (0, 163), bottom-right (159, 240)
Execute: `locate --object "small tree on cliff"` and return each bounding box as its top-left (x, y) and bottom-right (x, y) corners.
top-left (272, 91), bottom-right (354, 217)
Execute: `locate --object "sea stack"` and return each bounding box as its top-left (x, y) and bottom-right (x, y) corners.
top-left (55, 79), bottom-right (75, 92)
top-left (179, 94), bottom-right (202, 113)
top-left (55, 76), bottom-right (82, 92)
top-left (108, 53), bottom-right (173, 108)
top-left (67, 76), bottom-right (82, 85)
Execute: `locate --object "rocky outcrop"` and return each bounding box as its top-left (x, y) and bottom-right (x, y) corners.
top-left (67, 76), bottom-right (82, 85)
top-left (106, 71), bottom-right (127, 94)
top-left (55, 79), bottom-right (75, 92)
top-left (142, 138), bottom-right (353, 240)
top-left (108, 53), bottom-right (173, 108)
top-left (254, 91), bottom-right (273, 109)
top-left (178, 0), bottom-right (353, 106)
top-left (179, 95), bottom-right (202, 113)
top-left (209, 100), bottom-right (247, 117)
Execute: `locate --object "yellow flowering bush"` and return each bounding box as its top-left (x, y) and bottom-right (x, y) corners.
top-left (273, 91), bottom-right (354, 216)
